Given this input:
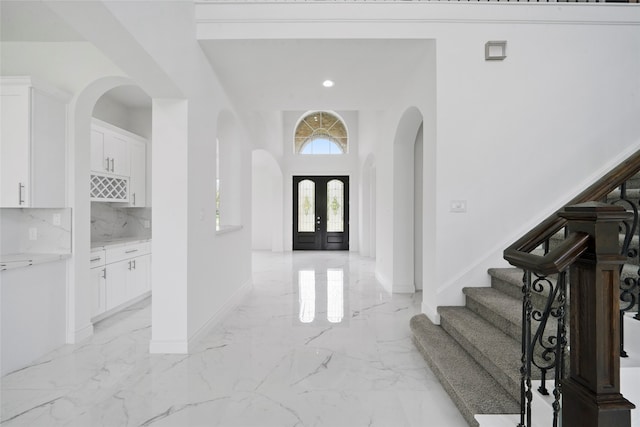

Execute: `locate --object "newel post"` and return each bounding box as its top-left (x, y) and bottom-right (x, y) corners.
top-left (559, 202), bottom-right (635, 427)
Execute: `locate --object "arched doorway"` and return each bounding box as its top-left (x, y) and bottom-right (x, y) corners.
top-left (392, 107), bottom-right (424, 293)
top-left (67, 76), bottom-right (152, 343)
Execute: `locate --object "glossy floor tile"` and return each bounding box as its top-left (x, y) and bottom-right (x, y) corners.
top-left (1, 251), bottom-right (468, 427)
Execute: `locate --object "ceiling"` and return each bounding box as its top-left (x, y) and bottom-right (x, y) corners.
top-left (2, 1), bottom-right (430, 113)
top-left (101, 86), bottom-right (152, 110)
top-left (0, 1), bottom-right (84, 42)
top-left (199, 39), bottom-right (431, 112)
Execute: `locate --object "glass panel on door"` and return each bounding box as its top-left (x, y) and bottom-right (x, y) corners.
top-left (298, 179), bottom-right (315, 233)
top-left (326, 179), bottom-right (344, 233)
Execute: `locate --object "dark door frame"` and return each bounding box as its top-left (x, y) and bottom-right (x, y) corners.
top-left (293, 175), bottom-right (349, 251)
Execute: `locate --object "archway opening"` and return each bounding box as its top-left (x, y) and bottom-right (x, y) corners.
top-left (392, 106), bottom-right (424, 293)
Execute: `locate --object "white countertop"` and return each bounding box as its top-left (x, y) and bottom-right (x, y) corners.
top-left (1, 253), bottom-right (71, 271)
top-left (91, 237), bottom-right (151, 250)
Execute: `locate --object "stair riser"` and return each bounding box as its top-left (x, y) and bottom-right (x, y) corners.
top-left (411, 335), bottom-right (480, 427)
top-left (490, 275), bottom-right (549, 310)
top-left (465, 292), bottom-right (562, 366)
top-left (440, 316), bottom-right (520, 402)
top-left (465, 295), bottom-right (521, 342)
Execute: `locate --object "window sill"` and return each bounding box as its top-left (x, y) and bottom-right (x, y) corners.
top-left (216, 225), bottom-right (243, 236)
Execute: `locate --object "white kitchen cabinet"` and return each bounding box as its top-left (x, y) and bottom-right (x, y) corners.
top-left (1, 77), bottom-right (68, 208)
top-left (126, 254), bottom-right (150, 299)
top-left (91, 241), bottom-right (151, 319)
top-left (90, 119), bottom-right (148, 204)
top-left (90, 265), bottom-right (107, 317)
top-left (128, 140), bottom-right (146, 207)
top-left (90, 249), bottom-right (107, 317)
top-left (105, 260), bottom-right (129, 311)
top-left (90, 122), bottom-right (130, 177)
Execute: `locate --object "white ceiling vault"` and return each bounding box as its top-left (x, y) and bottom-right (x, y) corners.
top-left (198, 38), bottom-right (431, 111)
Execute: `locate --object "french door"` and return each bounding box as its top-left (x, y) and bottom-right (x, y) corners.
top-left (293, 176), bottom-right (349, 250)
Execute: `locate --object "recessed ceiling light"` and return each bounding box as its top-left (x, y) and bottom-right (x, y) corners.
top-left (322, 80), bottom-right (334, 88)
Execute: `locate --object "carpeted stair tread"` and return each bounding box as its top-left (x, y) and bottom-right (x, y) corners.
top-left (410, 314), bottom-right (520, 427)
top-left (463, 287), bottom-right (522, 341)
top-left (438, 306), bottom-right (521, 401)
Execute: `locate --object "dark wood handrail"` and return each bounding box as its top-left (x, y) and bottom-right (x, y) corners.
top-left (505, 231), bottom-right (590, 276)
top-left (504, 148), bottom-right (640, 272)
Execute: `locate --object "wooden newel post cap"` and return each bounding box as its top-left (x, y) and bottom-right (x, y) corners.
top-left (560, 202), bottom-right (632, 258)
top-left (559, 201), bottom-right (632, 222)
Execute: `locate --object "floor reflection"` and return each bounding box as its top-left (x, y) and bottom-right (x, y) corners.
top-left (296, 267), bottom-right (346, 326)
top-left (298, 270), bottom-right (316, 323)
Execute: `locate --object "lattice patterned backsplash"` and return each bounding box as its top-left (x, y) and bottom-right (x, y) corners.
top-left (90, 175), bottom-right (129, 202)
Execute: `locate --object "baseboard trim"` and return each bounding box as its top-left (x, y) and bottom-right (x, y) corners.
top-left (394, 282), bottom-right (416, 294)
top-left (422, 300), bottom-right (440, 325)
top-left (91, 292), bottom-right (151, 325)
top-left (70, 323), bottom-right (94, 344)
top-left (187, 278), bottom-right (253, 351)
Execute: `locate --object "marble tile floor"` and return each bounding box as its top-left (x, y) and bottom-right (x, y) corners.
top-left (1, 251), bottom-right (468, 427)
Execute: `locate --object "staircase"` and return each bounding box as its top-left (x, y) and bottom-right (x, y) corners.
top-left (411, 168), bottom-right (640, 427)
top-left (411, 268), bottom-right (525, 427)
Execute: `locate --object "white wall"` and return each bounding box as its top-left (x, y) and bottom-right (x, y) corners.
top-left (252, 150), bottom-right (284, 251)
top-left (430, 19), bottom-right (640, 312)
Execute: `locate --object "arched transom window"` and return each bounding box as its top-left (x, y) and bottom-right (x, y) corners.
top-left (294, 111), bottom-right (348, 155)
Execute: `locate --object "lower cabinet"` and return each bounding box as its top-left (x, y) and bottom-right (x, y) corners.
top-left (90, 265), bottom-right (107, 316)
top-left (90, 242), bottom-right (151, 319)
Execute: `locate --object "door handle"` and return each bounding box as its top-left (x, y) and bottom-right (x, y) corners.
top-left (105, 157), bottom-right (110, 171)
top-left (110, 158), bottom-right (115, 172)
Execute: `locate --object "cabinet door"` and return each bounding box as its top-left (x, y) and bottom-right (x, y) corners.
top-left (128, 140), bottom-right (146, 207)
top-left (30, 88), bottom-right (67, 207)
top-left (90, 267), bottom-right (107, 317)
top-left (90, 129), bottom-right (107, 173)
top-left (105, 261), bottom-right (128, 310)
top-left (127, 254), bottom-right (150, 299)
top-left (104, 133), bottom-right (130, 176)
top-left (1, 86), bottom-right (31, 207)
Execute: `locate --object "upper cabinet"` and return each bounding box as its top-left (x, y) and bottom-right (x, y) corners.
top-left (1, 77), bottom-right (69, 208)
top-left (128, 140), bottom-right (146, 207)
top-left (90, 119), bottom-right (147, 206)
top-left (90, 124), bottom-right (130, 177)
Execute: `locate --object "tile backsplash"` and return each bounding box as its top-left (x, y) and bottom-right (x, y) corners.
top-left (91, 203), bottom-right (151, 242)
top-left (1, 208), bottom-right (72, 254)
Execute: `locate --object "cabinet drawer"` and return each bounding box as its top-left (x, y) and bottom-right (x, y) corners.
top-left (90, 249), bottom-right (106, 268)
top-left (105, 242), bottom-right (151, 264)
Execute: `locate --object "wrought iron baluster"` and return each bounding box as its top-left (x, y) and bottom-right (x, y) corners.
top-left (519, 266), bottom-right (568, 427)
top-left (608, 180), bottom-right (640, 357)
top-left (519, 270), bottom-right (533, 427)
top-left (551, 271), bottom-right (567, 427)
